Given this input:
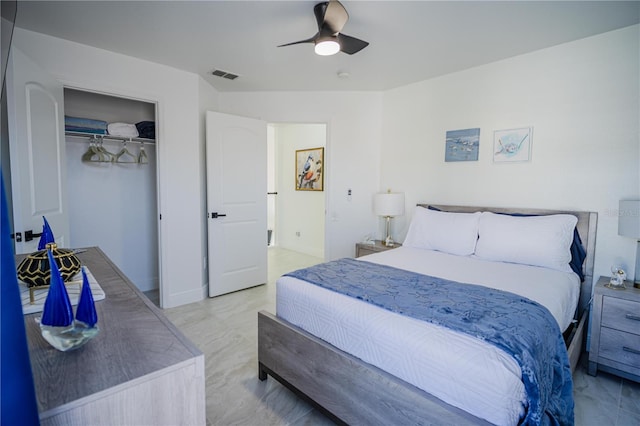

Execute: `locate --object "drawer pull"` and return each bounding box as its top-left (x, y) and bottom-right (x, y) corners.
top-left (625, 314), bottom-right (640, 321)
top-left (623, 346), bottom-right (640, 355)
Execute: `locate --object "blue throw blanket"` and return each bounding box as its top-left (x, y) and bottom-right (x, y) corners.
top-left (285, 258), bottom-right (574, 425)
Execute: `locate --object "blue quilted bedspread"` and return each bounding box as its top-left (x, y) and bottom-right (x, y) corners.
top-left (285, 258), bottom-right (574, 425)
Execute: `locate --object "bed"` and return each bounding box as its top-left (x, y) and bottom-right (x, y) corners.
top-left (258, 204), bottom-right (597, 425)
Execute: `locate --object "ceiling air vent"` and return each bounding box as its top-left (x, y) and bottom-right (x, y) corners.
top-left (211, 69), bottom-right (239, 80)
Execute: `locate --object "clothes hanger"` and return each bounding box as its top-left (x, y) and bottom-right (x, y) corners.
top-left (96, 136), bottom-right (115, 162)
top-left (81, 135), bottom-right (106, 162)
top-left (115, 139), bottom-right (137, 164)
top-left (138, 140), bottom-right (149, 164)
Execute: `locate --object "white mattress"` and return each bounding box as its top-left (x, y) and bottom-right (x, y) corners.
top-left (276, 247), bottom-right (580, 426)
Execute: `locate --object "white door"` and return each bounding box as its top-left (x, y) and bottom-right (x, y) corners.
top-left (206, 111), bottom-right (267, 297)
top-left (7, 48), bottom-right (69, 254)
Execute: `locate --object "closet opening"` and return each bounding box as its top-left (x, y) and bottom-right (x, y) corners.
top-left (63, 88), bottom-right (161, 304)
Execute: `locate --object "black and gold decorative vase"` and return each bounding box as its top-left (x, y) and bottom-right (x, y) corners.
top-left (17, 243), bottom-right (82, 288)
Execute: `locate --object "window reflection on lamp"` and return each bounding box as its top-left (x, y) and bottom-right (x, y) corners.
top-left (374, 191), bottom-right (405, 247)
top-left (618, 200), bottom-right (640, 288)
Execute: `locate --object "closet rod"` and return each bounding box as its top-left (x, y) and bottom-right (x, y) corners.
top-left (65, 131), bottom-right (156, 145)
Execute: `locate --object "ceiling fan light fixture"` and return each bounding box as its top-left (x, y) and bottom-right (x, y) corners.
top-left (279, 1), bottom-right (368, 56)
top-left (315, 39), bottom-right (340, 56)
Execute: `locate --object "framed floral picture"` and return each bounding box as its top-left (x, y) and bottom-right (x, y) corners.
top-left (493, 127), bottom-right (533, 163)
top-left (295, 147), bottom-right (324, 191)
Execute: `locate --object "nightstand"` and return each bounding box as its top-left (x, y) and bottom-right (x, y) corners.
top-left (355, 240), bottom-right (401, 258)
top-left (588, 276), bottom-right (640, 382)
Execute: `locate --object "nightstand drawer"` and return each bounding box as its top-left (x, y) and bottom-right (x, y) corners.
top-left (602, 296), bottom-right (640, 335)
top-left (599, 327), bottom-right (640, 369)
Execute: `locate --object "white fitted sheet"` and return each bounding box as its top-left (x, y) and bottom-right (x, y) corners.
top-left (276, 247), bottom-right (580, 426)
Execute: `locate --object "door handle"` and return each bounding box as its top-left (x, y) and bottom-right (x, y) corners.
top-left (11, 230), bottom-right (41, 242)
top-left (25, 230), bottom-right (43, 242)
top-left (210, 212), bottom-right (227, 219)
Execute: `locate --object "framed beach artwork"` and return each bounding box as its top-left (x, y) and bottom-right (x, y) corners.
top-left (445, 128), bottom-right (480, 162)
top-left (295, 147), bottom-right (324, 191)
top-left (493, 127), bottom-right (533, 163)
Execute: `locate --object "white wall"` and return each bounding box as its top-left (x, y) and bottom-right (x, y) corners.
top-left (219, 92), bottom-right (384, 260)
top-left (198, 76), bottom-right (220, 291)
top-left (381, 25), bottom-right (640, 285)
top-left (66, 137), bottom-right (159, 291)
top-left (64, 88), bottom-right (155, 123)
top-left (13, 28), bottom-right (206, 308)
top-left (272, 123), bottom-right (325, 258)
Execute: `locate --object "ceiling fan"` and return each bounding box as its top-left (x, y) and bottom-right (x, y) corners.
top-left (278, 0), bottom-right (369, 56)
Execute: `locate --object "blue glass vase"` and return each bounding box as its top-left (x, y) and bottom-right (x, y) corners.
top-left (37, 216), bottom-right (56, 250)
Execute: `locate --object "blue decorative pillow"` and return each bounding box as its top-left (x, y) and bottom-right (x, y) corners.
top-left (568, 228), bottom-right (587, 281)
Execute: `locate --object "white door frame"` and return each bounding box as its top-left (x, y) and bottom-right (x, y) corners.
top-left (43, 80), bottom-right (165, 305)
top-left (268, 121), bottom-right (329, 261)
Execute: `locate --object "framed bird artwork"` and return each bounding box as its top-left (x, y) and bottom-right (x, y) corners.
top-left (295, 147), bottom-right (324, 191)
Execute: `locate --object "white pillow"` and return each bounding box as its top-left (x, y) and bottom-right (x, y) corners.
top-left (403, 207), bottom-right (480, 256)
top-left (474, 212), bottom-right (578, 272)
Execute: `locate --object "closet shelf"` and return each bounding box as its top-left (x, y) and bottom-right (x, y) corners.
top-left (65, 131), bottom-right (155, 144)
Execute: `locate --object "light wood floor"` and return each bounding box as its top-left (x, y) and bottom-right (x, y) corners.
top-left (153, 248), bottom-right (640, 426)
top-left (162, 247), bottom-right (333, 425)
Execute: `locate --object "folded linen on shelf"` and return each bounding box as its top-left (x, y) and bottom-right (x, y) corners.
top-left (135, 121), bottom-right (155, 139)
top-left (65, 116), bottom-right (108, 131)
top-left (65, 126), bottom-right (107, 135)
top-left (107, 122), bottom-right (139, 138)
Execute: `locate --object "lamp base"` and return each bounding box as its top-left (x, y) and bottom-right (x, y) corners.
top-left (383, 216), bottom-right (395, 247)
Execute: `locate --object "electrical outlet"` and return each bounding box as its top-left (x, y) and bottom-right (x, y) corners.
top-left (296, 231), bottom-right (301, 237)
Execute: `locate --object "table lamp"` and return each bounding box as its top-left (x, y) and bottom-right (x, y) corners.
top-left (374, 191), bottom-right (405, 247)
top-left (618, 200), bottom-right (640, 288)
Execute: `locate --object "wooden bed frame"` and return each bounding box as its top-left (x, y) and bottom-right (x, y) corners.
top-left (258, 205), bottom-right (597, 425)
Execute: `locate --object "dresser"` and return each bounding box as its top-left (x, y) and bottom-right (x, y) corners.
top-left (588, 276), bottom-right (640, 382)
top-left (355, 240), bottom-right (401, 258)
top-left (19, 247), bottom-right (206, 425)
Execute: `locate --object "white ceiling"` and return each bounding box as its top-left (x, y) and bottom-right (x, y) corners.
top-left (13, 1), bottom-right (640, 92)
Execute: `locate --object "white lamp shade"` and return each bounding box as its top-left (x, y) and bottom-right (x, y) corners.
top-left (619, 200), bottom-right (640, 238)
top-left (374, 192), bottom-right (405, 217)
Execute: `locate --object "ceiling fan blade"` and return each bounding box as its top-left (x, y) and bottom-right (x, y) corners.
top-left (277, 35), bottom-right (317, 48)
top-left (323, 0), bottom-right (349, 34)
top-left (338, 33), bottom-right (369, 55)
top-left (313, 2), bottom-right (328, 30)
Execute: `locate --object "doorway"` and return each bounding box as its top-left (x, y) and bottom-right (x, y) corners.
top-left (267, 123), bottom-right (326, 259)
top-left (63, 88), bottom-right (160, 295)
